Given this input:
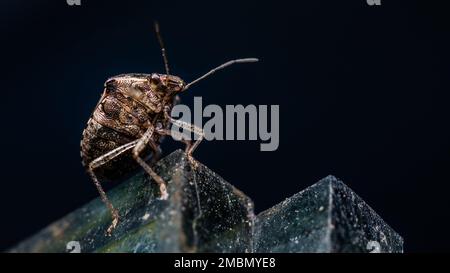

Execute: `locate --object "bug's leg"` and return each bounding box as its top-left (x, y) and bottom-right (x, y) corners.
top-left (156, 128), bottom-right (192, 149)
top-left (133, 126), bottom-right (168, 200)
top-left (148, 141), bottom-right (162, 166)
top-left (156, 127), bottom-right (197, 167)
top-left (164, 114), bottom-right (205, 167)
top-left (87, 139), bottom-right (140, 235)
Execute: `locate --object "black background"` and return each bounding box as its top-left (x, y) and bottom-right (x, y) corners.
top-left (0, 0), bottom-right (449, 252)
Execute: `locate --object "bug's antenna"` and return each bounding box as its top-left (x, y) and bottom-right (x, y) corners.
top-left (184, 58), bottom-right (259, 90)
top-left (154, 21), bottom-right (170, 75)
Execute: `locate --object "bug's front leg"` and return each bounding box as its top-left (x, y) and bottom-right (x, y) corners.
top-left (164, 112), bottom-right (205, 167)
top-left (147, 139), bottom-right (162, 166)
top-left (132, 126), bottom-right (168, 200)
top-left (87, 139), bottom-right (140, 235)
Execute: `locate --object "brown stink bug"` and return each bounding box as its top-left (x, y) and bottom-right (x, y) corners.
top-left (80, 22), bottom-right (258, 235)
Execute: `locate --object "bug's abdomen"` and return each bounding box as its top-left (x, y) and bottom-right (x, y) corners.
top-left (81, 118), bottom-right (144, 182)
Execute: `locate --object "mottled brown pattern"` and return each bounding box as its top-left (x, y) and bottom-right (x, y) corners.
top-left (80, 73), bottom-right (179, 181)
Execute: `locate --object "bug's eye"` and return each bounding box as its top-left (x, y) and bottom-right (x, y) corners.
top-left (150, 74), bottom-right (160, 84)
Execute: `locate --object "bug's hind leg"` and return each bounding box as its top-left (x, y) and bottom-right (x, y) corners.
top-left (87, 139), bottom-right (140, 235)
top-left (132, 126), bottom-right (168, 200)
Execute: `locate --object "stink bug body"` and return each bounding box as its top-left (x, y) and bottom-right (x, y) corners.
top-left (80, 22), bottom-right (258, 235)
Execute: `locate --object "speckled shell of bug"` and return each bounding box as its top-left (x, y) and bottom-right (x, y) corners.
top-left (80, 74), bottom-right (174, 182)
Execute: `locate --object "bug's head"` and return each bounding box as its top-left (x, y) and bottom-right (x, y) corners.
top-left (149, 73), bottom-right (185, 94)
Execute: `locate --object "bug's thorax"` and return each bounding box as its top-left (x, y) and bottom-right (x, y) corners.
top-left (106, 73), bottom-right (185, 113)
